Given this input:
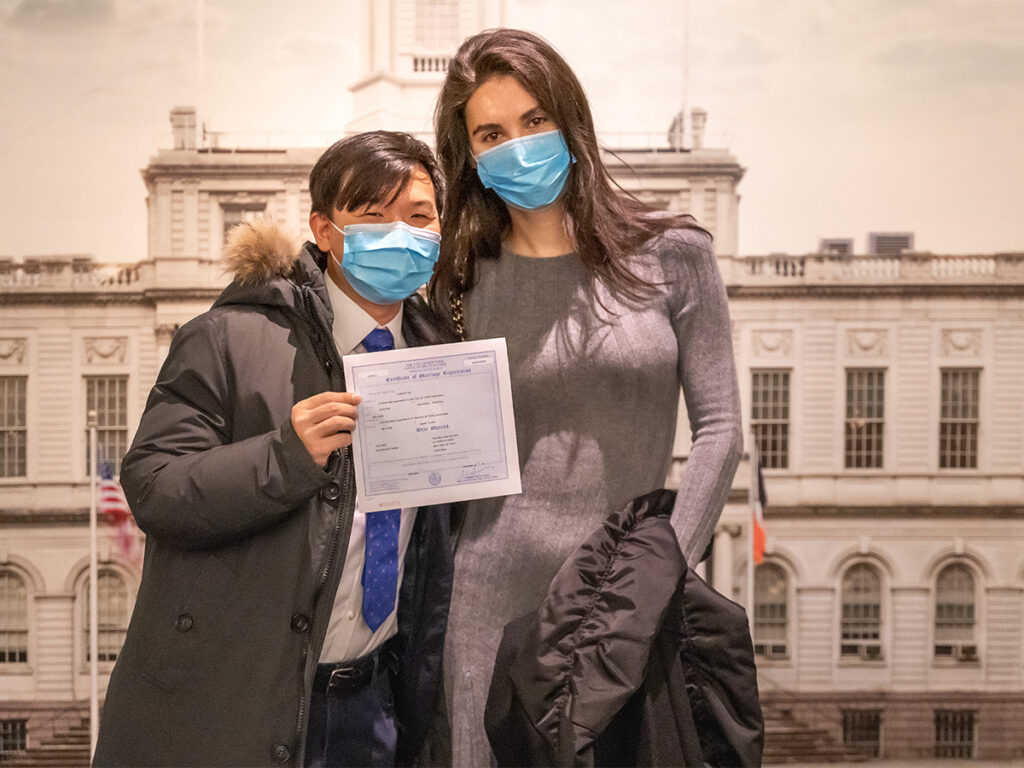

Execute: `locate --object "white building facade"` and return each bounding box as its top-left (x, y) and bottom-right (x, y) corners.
top-left (719, 253), bottom-right (1024, 760)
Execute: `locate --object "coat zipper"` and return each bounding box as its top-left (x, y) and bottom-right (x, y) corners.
top-left (293, 286), bottom-right (356, 763)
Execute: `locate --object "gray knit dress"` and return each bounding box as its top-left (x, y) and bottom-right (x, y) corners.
top-left (444, 226), bottom-right (742, 766)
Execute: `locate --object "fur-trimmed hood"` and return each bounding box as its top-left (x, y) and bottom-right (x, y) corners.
top-left (214, 216), bottom-right (333, 323)
top-left (222, 217), bottom-right (305, 286)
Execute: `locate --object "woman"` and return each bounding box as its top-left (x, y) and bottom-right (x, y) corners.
top-left (428, 28), bottom-right (743, 765)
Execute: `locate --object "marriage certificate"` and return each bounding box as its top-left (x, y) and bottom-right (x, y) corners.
top-left (342, 337), bottom-right (522, 511)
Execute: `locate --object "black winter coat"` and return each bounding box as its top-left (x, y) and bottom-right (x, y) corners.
top-left (485, 489), bottom-right (764, 767)
top-left (94, 220), bottom-right (455, 767)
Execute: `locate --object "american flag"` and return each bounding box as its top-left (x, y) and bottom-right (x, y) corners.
top-left (99, 461), bottom-right (143, 561)
top-left (99, 462), bottom-right (131, 523)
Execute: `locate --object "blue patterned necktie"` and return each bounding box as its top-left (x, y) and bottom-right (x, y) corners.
top-left (360, 327), bottom-right (395, 354)
top-left (359, 327), bottom-right (401, 631)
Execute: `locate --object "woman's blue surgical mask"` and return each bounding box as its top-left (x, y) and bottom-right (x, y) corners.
top-left (330, 220), bottom-right (441, 304)
top-left (474, 129), bottom-right (572, 210)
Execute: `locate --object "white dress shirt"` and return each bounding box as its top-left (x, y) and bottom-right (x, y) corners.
top-left (318, 276), bottom-right (417, 663)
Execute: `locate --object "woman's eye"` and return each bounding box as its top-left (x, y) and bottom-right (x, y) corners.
top-left (528, 115), bottom-right (547, 128)
top-left (482, 131), bottom-right (501, 143)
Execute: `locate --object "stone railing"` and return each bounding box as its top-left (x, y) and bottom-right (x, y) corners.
top-left (5, 252), bottom-right (1021, 295)
top-left (727, 252), bottom-right (1024, 286)
top-left (411, 55), bottom-right (449, 73)
top-left (930, 255), bottom-right (996, 278)
top-left (0, 257), bottom-right (142, 292)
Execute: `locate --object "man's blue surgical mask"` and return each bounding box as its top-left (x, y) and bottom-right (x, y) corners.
top-left (474, 130), bottom-right (572, 210)
top-left (330, 220), bottom-right (441, 305)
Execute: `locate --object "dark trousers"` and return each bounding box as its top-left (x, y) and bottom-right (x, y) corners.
top-left (304, 660), bottom-right (398, 768)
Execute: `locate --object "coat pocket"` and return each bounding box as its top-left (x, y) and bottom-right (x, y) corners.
top-left (134, 551), bottom-right (236, 692)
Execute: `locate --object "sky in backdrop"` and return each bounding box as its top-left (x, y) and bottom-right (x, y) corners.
top-left (2, 0), bottom-right (1023, 262)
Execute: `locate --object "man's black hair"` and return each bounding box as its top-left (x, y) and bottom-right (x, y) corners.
top-left (309, 131), bottom-right (444, 216)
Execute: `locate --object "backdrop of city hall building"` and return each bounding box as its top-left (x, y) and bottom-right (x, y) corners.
top-left (1, 1), bottom-right (1023, 763)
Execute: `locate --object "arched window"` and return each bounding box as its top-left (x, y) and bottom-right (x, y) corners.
top-left (753, 563), bottom-right (788, 659)
top-left (841, 563), bottom-right (882, 660)
top-left (82, 569), bottom-right (129, 663)
top-left (0, 570), bottom-right (29, 664)
top-left (935, 563), bottom-right (977, 661)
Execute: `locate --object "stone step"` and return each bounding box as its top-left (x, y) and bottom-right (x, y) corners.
top-left (0, 753), bottom-right (90, 768)
top-left (0, 715), bottom-right (91, 768)
top-left (761, 703), bottom-right (874, 764)
top-left (39, 733), bottom-right (89, 746)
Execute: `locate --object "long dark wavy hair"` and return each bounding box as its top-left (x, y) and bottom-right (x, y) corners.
top-left (427, 28), bottom-right (706, 325)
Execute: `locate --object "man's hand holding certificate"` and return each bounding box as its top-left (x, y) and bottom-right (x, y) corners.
top-left (343, 338), bottom-right (522, 511)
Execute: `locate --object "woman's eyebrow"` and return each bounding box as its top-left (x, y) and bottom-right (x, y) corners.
top-left (470, 121), bottom-right (502, 138)
top-left (519, 106), bottom-right (545, 124)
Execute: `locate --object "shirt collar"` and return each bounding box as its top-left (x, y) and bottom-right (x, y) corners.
top-left (324, 271), bottom-right (405, 354)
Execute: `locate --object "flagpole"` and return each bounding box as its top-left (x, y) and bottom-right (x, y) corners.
top-left (88, 410), bottom-right (99, 759)
top-left (747, 433), bottom-right (757, 636)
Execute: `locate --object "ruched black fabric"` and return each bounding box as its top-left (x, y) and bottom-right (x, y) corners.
top-left (485, 489), bottom-right (763, 767)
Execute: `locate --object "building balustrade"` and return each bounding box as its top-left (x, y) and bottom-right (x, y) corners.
top-left (1, 251), bottom-right (1021, 295)
top-left (930, 255), bottom-right (996, 277)
top-left (0, 257), bottom-right (141, 292)
top-left (411, 55), bottom-right (449, 73)
top-left (728, 252), bottom-right (1024, 286)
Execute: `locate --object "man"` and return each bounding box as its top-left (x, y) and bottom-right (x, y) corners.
top-left (94, 132), bottom-right (455, 767)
